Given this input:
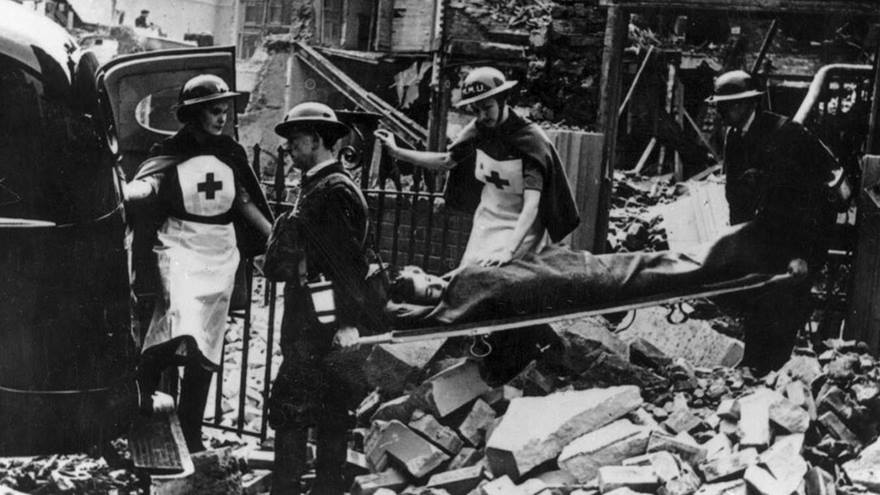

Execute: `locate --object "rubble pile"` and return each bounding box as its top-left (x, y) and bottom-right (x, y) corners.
top-left (0, 449), bottom-right (141, 494)
top-left (347, 323), bottom-right (880, 495)
top-left (607, 172), bottom-right (682, 253)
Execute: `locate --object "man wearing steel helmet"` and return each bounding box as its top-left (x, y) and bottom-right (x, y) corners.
top-left (124, 74), bottom-right (273, 451)
top-left (708, 70), bottom-right (837, 372)
top-left (265, 102), bottom-right (383, 494)
top-left (375, 66), bottom-right (579, 268)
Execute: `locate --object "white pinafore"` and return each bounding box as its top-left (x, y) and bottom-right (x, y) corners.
top-left (142, 155), bottom-right (240, 367)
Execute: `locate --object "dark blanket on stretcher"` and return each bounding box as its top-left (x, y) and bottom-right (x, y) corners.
top-left (389, 222), bottom-right (792, 325)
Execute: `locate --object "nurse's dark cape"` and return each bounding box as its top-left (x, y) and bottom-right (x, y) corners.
top-left (444, 112), bottom-right (580, 243)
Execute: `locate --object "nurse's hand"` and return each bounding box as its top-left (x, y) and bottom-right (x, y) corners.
top-left (479, 248), bottom-right (515, 267)
top-left (333, 325), bottom-right (360, 352)
top-left (374, 129), bottom-right (397, 149)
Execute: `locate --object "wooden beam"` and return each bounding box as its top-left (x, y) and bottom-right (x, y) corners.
top-left (598, 0), bottom-right (880, 15)
top-left (591, 5), bottom-right (628, 253)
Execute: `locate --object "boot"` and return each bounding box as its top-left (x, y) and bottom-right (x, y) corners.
top-left (310, 424), bottom-right (349, 495)
top-left (272, 427), bottom-right (309, 495)
top-left (178, 361), bottom-right (213, 453)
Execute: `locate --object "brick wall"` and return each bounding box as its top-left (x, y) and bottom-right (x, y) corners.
top-left (367, 194), bottom-right (473, 274)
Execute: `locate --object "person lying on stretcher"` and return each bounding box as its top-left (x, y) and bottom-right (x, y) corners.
top-left (381, 221), bottom-right (809, 335)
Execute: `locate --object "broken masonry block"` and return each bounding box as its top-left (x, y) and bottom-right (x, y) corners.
top-left (365, 339), bottom-right (446, 396)
top-left (628, 337), bottom-right (673, 371)
top-left (597, 465), bottom-right (660, 493)
top-left (409, 410), bottom-right (464, 455)
top-left (716, 399), bottom-right (740, 421)
top-left (659, 460), bottom-right (701, 495)
top-left (816, 386), bottom-right (854, 422)
top-left (448, 447), bottom-right (482, 471)
top-left (426, 465), bottom-right (485, 495)
top-left (757, 434), bottom-right (806, 487)
top-left (843, 439), bottom-right (880, 491)
top-left (551, 317), bottom-right (629, 374)
top-left (457, 399), bottom-right (497, 447)
top-left (803, 466), bottom-right (836, 495)
top-left (350, 468), bottom-right (409, 495)
top-left (618, 309), bottom-right (744, 368)
top-left (357, 390), bottom-right (383, 423)
top-left (151, 447), bottom-right (242, 495)
top-left (364, 421), bottom-right (392, 472)
top-left (718, 419), bottom-right (738, 438)
top-left (702, 433), bottom-right (733, 462)
top-left (769, 396), bottom-right (810, 434)
top-left (743, 463), bottom-right (802, 495)
top-left (347, 449), bottom-right (371, 474)
top-left (663, 408), bottom-right (703, 435)
top-left (774, 355), bottom-right (822, 390)
top-left (480, 385), bottom-right (522, 415)
top-left (818, 411), bottom-right (860, 447)
top-left (558, 419), bottom-right (650, 482)
top-left (783, 381), bottom-right (816, 420)
top-left (627, 407), bottom-right (663, 431)
top-left (414, 360), bottom-right (492, 418)
top-left (622, 451), bottom-right (680, 483)
top-left (698, 448), bottom-right (758, 483)
top-left (646, 431), bottom-right (707, 465)
top-left (694, 479), bottom-right (746, 495)
top-left (574, 351), bottom-right (669, 402)
top-left (736, 391), bottom-right (774, 449)
top-left (517, 478), bottom-right (550, 495)
top-left (380, 420), bottom-right (450, 479)
top-left (371, 395), bottom-right (417, 424)
top-left (507, 360), bottom-right (555, 397)
top-left (479, 475), bottom-right (522, 495)
top-left (486, 386), bottom-right (642, 481)
top-left (604, 489), bottom-right (648, 495)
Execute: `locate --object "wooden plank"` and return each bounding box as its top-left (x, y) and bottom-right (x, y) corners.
top-left (594, 5), bottom-right (629, 253)
top-left (845, 154), bottom-right (880, 354)
top-left (598, 0), bottom-right (880, 15)
top-left (548, 131), bottom-right (603, 251)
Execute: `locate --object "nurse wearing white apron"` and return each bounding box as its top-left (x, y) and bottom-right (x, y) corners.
top-left (124, 74), bottom-right (272, 452)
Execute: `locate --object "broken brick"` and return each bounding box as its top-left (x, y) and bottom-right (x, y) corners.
top-left (646, 431), bottom-right (707, 465)
top-left (457, 399), bottom-right (497, 447)
top-left (486, 386), bottom-right (642, 480)
top-left (479, 475), bottom-right (522, 495)
top-left (736, 391), bottom-right (773, 449)
top-left (426, 465), bottom-right (485, 495)
top-left (803, 466), bottom-right (836, 495)
top-left (448, 447), bottom-right (482, 470)
top-left (409, 410), bottom-right (465, 455)
top-left (623, 451), bottom-right (680, 482)
top-left (558, 419), bottom-right (650, 482)
top-left (818, 411), bottom-right (860, 446)
top-left (663, 408), bottom-right (703, 434)
top-left (843, 439), bottom-right (880, 491)
top-left (659, 460), bottom-right (701, 495)
top-left (699, 448), bottom-right (758, 483)
top-left (758, 434), bottom-right (806, 486)
top-left (508, 360), bottom-right (555, 397)
top-left (716, 399), bottom-right (740, 421)
top-left (367, 420), bottom-right (450, 478)
top-left (702, 433), bottom-right (733, 462)
top-left (371, 395), bottom-right (417, 424)
top-left (414, 360), bottom-right (492, 418)
top-left (350, 468), bottom-right (409, 495)
top-left (769, 396), bottom-right (810, 433)
top-left (597, 465), bottom-right (660, 493)
top-left (480, 385), bottom-right (522, 415)
top-left (743, 463), bottom-right (801, 495)
top-left (365, 340), bottom-right (446, 395)
top-left (552, 317), bottom-right (629, 373)
top-left (694, 479), bottom-right (746, 495)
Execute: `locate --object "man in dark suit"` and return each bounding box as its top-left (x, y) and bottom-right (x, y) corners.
top-left (708, 70), bottom-right (838, 372)
top-left (265, 102), bottom-right (382, 494)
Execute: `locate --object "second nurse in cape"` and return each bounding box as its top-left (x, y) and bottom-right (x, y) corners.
top-left (375, 66), bottom-right (579, 267)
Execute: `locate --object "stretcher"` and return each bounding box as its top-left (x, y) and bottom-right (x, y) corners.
top-left (356, 271), bottom-right (796, 346)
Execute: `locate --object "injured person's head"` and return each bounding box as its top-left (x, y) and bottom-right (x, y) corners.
top-left (389, 265), bottom-right (448, 305)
